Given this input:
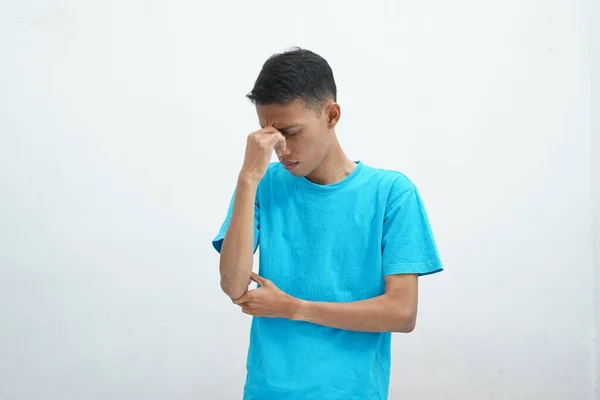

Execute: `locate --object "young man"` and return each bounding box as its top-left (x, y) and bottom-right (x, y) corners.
top-left (212, 48), bottom-right (443, 400)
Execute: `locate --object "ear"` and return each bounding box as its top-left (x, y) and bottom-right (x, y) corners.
top-left (326, 103), bottom-right (341, 129)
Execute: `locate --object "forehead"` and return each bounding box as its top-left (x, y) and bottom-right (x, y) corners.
top-left (257, 100), bottom-right (319, 128)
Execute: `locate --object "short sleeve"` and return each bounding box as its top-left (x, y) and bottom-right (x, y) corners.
top-left (382, 182), bottom-right (443, 276)
top-left (212, 187), bottom-right (260, 253)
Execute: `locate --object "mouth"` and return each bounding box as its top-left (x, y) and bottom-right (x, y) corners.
top-left (281, 161), bottom-right (299, 170)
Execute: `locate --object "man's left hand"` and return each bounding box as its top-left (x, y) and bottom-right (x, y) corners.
top-left (232, 273), bottom-right (300, 319)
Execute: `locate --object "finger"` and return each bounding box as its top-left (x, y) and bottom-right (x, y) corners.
top-left (275, 133), bottom-right (286, 149)
top-left (250, 272), bottom-right (268, 286)
top-left (260, 126), bottom-right (280, 134)
top-left (273, 140), bottom-right (286, 156)
top-left (274, 143), bottom-right (282, 158)
top-left (241, 305), bottom-right (254, 315)
top-left (262, 128), bottom-right (283, 141)
top-left (281, 135), bottom-right (286, 150)
top-left (232, 290), bottom-right (253, 305)
top-left (277, 133), bottom-right (286, 151)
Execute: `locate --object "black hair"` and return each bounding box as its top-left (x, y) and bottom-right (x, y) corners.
top-left (247, 47), bottom-right (337, 111)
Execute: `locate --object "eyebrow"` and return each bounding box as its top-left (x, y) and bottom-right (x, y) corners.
top-left (276, 124), bottom-right (300, 131)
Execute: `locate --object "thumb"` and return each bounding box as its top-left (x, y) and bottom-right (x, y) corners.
top-left (272, 134), bottom-right (286, 156)
top-left (250, 272), bottom-right (268, 286)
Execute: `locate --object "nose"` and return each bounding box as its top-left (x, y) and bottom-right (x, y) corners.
top-left (275, 140), bottom-right (291, 158)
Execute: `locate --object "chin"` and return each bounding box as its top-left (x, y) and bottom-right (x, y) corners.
top-left (287, 165), bottom-right (309, 177)
top-left (287, 168), bottom-right (305, 177)
top-left (281, 161), bottom-right (312, 177)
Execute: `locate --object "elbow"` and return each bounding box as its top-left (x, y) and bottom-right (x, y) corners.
top-left (218, 259), bottom-right (251, 300)
top-left (391, 309), bottom-right (417, 333)
top-left (220, 277), bottom-right (249, 300)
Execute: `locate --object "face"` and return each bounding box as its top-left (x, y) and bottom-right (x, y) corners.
top-left (257, 99), bottom-right (340, 177)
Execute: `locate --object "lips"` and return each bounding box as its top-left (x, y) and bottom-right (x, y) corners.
top-left (282, 161), bottom-right (299, 170)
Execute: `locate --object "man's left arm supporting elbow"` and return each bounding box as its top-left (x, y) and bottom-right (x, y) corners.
top-left (291, 274), bottom-right (419, 333)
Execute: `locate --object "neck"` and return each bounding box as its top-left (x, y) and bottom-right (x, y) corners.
top-left (305, 136), bottom-right (357, 185)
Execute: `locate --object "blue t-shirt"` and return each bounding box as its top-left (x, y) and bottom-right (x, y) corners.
top-left (213, 161), bottom-right (443, 400)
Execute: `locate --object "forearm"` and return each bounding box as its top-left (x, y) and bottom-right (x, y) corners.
top-left (219, 178), bottom-right (258, 299)
top-left (292, 294), bottom-right (416, 333)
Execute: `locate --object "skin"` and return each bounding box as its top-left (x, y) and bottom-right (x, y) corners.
top-left (256, 99), bottom-right (355, 185)
top-left (219, 98), bottom-right (419, 333)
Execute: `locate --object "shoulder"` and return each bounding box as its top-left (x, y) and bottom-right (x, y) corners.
top-left (360, 163), bottom-right (416, 196)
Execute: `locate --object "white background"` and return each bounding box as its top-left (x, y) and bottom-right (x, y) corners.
top-left (1, 1), bottom-right (597, 399)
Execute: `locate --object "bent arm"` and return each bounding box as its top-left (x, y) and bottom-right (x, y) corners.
top-left (292, 274), bottom-right (418, 333)
top-left (219, 178), bottom-right (258, 299)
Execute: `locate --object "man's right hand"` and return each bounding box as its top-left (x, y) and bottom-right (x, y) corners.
top-left (239, 127), bottom-right (286, 184)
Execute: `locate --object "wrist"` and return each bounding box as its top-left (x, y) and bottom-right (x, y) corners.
top-left (287, 296), bottom-right (309, 321)
top-left (237, 173), bottom-right (261, 188)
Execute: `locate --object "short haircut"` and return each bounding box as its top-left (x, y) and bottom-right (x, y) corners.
top-left (247, 47), bottom-right (337, 111)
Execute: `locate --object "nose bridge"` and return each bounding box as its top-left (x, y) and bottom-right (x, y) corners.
top-left (282, 141), bottom-right (291, 155)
